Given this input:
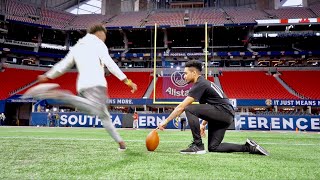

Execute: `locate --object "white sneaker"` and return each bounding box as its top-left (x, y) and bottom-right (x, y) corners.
top-left (22, 83), bottom-right (60, 99)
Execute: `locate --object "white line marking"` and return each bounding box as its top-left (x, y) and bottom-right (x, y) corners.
top-left (0, 136), bottom-right (319, 146)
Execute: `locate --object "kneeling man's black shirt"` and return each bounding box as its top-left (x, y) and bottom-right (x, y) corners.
top-left (188, 76), bottom-right (232, 106)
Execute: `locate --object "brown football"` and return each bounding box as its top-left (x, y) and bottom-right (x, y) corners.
top-left (146, 129), bottom-right (160, 151)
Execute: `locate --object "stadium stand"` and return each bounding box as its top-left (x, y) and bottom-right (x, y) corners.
top-left (70, 14), bottom-right (110, 29)
top-left (5, 0), bottom-right (37, 17)
top-left (218, 71), bottom-right (299, 99)
top-left (145, 10), bottom-right (185, 26)
top-left (224, 7), bottom-right (269, 23)
top-left (39, 8), bottom-right (75, 29)
top-left (106, 11), bottom-right (149, 27)
top-left (106, 72), bottom-right (152, 98)
top-left (188, 8), bottom-right (232, 25)
top-left (4, 1), bottom-right (320, 29)
top-left (0, 68), bottom-right (44, 99)
top-left (15, 71), bottom-right (78, 96)
top-left (264, 7), bottom-right (315, 19)
top-left (279, 71), bottom-right (320, 99)
top-left (309, 3), bottom-right (320, 16)
top-left (16, 71), bottom-right (153, 99)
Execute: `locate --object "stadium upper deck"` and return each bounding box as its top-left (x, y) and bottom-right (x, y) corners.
top-left (3, 0), bottom-right (320, 29)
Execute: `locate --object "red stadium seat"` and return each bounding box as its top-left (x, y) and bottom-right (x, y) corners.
top-left (280, 71), bottom-right (320, 99)
top-left (17, 71), bottom-right (152, 99)
top-left (0, 68), bottom-right (44, 99)
top-left (106, 72), bottom-right (152, 98)
top-left (265, 7), bottom-right (315, 19)
top-left (219, 71), bottom-right (298, 99)
top-left (107, 12), bottom-right (149, 27)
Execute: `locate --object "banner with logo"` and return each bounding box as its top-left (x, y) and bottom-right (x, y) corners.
top-left (268, 99), bottom-right (320, 106)
top-left (137, 114), bottom-right (195, 129)
top-left (161, 71), bottom-right (192, 99)
top-left (31, 113), bottom-right (320, 131)
top-left (235, 115), bottom-right (320, 131)
top-left (31, 112), bottom-right (194, 129)
top-left (31, 112), bottom-right (123, 128)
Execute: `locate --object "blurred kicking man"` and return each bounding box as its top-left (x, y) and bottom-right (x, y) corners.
top-left (36, 24), bottom-right (137, 151)
top-left (158, 60), bottom-right (269, 155)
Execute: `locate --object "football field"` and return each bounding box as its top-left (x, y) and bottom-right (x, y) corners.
top-left (0, 127), bottom-right (319, 179)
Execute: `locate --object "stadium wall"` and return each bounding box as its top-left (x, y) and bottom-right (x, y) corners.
top-left (0, 100), bottom-right (5, 113)
top-left (31, 112), bottom-right (320, 131)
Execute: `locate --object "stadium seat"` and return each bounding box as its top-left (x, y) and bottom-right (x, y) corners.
top-left (280, 71), bottom-right (320, 99)
top-left (107, 12), bottom-right (149, 27)
top-left (106, 72), bottom-right (152, 98)
top-left (219, 71), bottom-right (298, 99)
top-left (265, 7), bottom-right (315, 19)
top-left (70, 14), bottom-right (110, 29)
top-left (17, 72), bottom-right (152, 99)
top-left (0, 68), bottom-right (44, 99)
top-left (145, 10), bottom-right (185, 26)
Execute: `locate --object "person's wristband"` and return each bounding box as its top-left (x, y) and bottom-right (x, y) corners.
top-left (124, 79), bottom-right (132, 86)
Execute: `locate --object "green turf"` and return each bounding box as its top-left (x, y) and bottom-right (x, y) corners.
top-left (0, 127), bottom-right (319, 180)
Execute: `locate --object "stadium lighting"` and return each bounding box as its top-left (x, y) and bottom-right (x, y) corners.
top-left (176, 66), bottom-right (181, 70)
top-left (267, 33), bottom-right (278, 38)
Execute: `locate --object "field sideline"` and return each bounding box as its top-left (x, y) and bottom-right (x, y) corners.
top-left (0, 127), bottom-right (319, 179)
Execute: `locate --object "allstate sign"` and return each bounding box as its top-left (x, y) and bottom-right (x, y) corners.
top-left (163, 72), bottom-right (193, 98)
top-left (235, 115), bottom-right (320, 131)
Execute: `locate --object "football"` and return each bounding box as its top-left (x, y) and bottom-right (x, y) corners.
top-left (146, 129), bottom-right (160, 151)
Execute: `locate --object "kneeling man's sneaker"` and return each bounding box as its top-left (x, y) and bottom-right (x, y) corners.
top-left (245, 138), bottom-right (269, 156)
top-left (180, 142), bottom-right (206, 155)
top-left (245, 138), bottom-right (258, 147)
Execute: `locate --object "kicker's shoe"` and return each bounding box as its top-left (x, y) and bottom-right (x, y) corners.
top-left (180, 142), bottom-right (206, 154)
top-left (118, 141), bottom-right (127, 152)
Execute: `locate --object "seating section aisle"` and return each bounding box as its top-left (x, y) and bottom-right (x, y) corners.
top-left (0, 68), bottom-right (44, 99)
top-left (280, 71), bottom-right (320, 99)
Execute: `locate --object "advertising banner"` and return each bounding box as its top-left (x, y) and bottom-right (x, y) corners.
top-left (31, 112), bottom-right (192, 129)
top-left (161, 71), bottom-right (192, 99)
top-left (235, 115), bottom-right (320, 131)
top-left (31, 113), bottom-right (320, 131)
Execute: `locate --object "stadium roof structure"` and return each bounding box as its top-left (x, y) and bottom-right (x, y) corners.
top-left (281, 0), bottom-right (303, 7)
top-left (66, 0), bottom-right (102, 15)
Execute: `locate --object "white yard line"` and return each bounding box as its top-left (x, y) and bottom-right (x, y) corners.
top-left (0, 136), bottom-right (319, 146)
